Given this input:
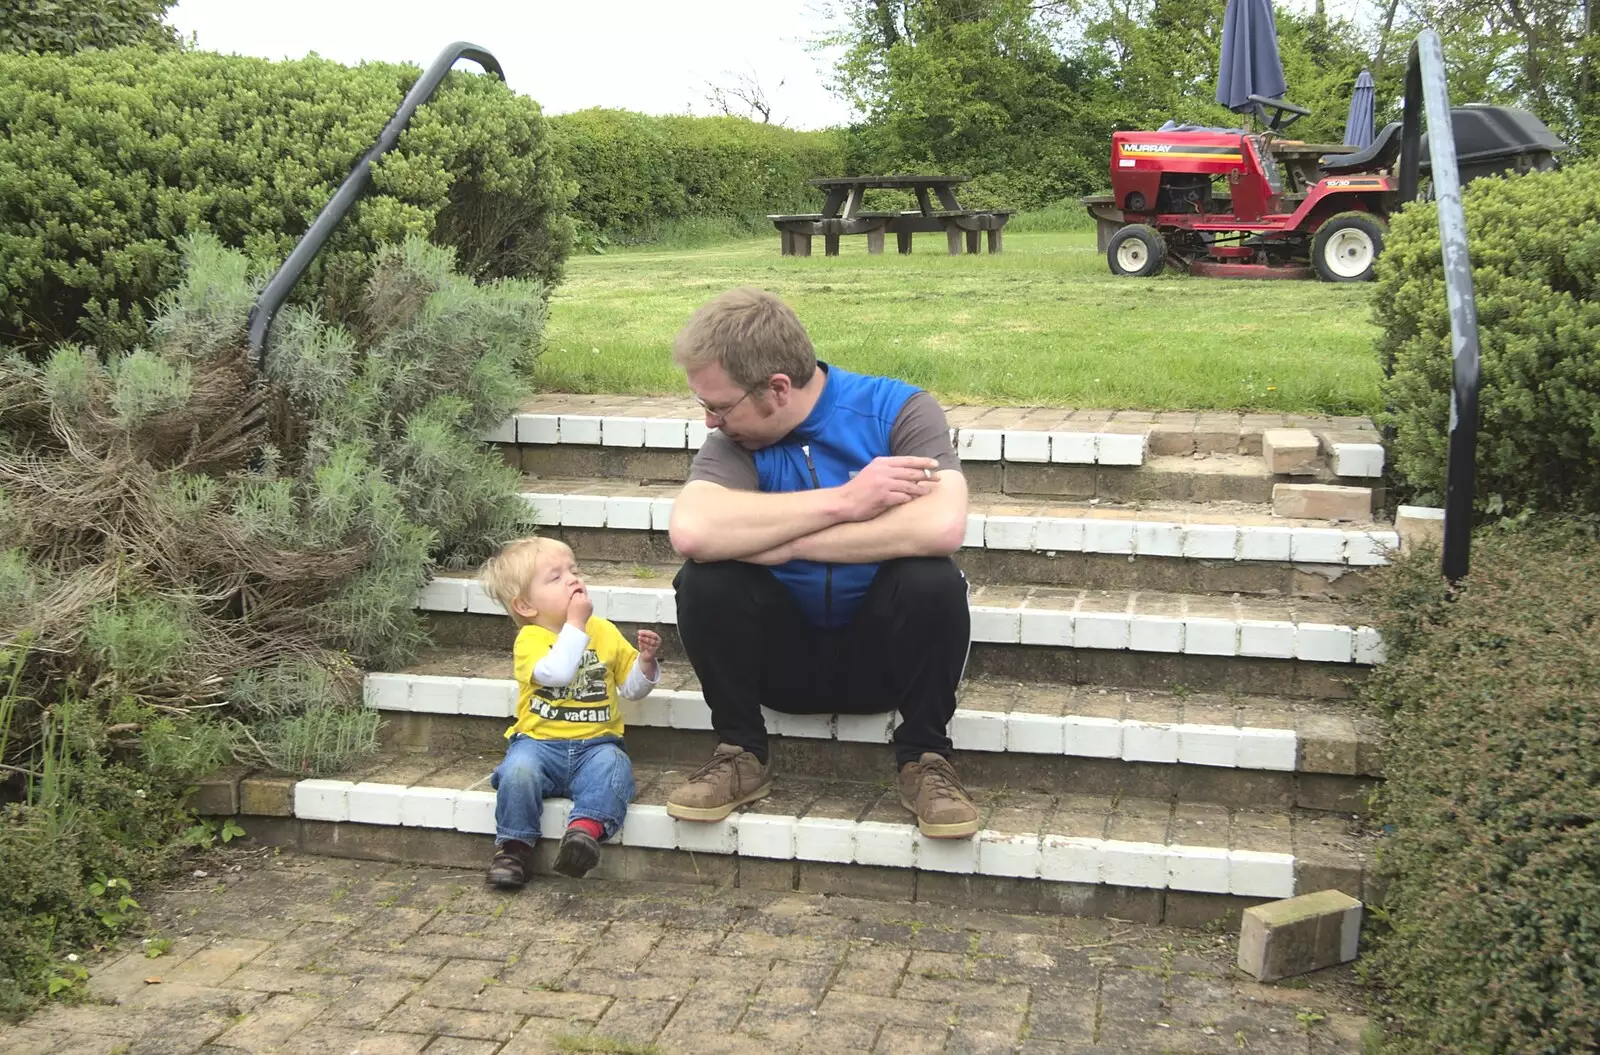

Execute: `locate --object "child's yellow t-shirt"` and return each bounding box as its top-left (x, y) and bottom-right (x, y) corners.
top-left (507, 617), bottom-right (638, 741)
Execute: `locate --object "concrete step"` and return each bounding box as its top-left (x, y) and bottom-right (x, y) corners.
top-left (518, 478), bottom-right (1395, 599)
top-left (366, 658), bottom-right (1377, 813)
top-left (206, 752), bottom-right (1376, 928)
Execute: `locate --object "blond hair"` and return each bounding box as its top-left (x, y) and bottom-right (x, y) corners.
top-left (672, 287), bottom-right (817, 391)
top-left (479, 536), bottom-right (572, 625)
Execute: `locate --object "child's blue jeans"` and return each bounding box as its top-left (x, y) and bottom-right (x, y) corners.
top-left (490, 734), bottom-right (635, 845)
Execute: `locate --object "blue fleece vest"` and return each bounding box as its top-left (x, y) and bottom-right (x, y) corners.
top-left (755, 363), bottom-right (919, 627)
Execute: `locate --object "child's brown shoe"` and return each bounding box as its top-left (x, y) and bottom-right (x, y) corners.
top-left (487, 839), bottom-right (535, 889)
top-left (553, 829), bottom-right (601, 878)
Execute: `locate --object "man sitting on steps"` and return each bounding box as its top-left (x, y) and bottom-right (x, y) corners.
top-left (664, 286), bottom-right (979, 839)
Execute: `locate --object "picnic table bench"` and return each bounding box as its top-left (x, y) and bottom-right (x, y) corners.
top-left (770, 175), bottom-right (1012, 257)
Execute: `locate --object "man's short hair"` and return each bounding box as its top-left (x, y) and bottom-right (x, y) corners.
top-left (672, 287), bottom-right (817, 391)
top-left (479, 536), bottom-right (572, 624)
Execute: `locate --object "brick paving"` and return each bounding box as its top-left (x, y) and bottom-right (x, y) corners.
top-left (0, 851), bottom-right (1371, 1054)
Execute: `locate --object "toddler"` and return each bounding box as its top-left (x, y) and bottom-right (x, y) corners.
top-left (478, 537), bottom-right (660, 888)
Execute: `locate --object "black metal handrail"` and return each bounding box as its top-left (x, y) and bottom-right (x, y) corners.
top-left (245, 42), bottom-right (505, 367)
top-left (1397, 30), bottom-right (1481, 584)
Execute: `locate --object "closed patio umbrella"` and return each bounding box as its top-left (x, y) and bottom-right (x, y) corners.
top-left (1216, 0), bottom-right (1288, 115)
top-left (1343, 69), bottom-right (1376, 147)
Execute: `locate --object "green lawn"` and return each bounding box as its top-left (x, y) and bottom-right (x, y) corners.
top-left (536, 230), bottom-right (1384, 414)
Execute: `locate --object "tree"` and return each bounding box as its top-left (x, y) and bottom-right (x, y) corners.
top-left (1, 0), bottom-right (181, 55)
top-left (705, 68), bottom-right (782, 124)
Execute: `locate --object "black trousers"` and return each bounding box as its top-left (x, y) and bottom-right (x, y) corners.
top-left (673, 557), bottom-right (970, 767)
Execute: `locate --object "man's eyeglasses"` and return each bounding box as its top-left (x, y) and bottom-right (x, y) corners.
top-left (694, 387), bottom-right (758, 423)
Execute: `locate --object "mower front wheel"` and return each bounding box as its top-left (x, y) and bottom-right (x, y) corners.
top-left (1107, 224), bottom-right (1166, 278)
top-left (1312, 212), bottom-right (1385, 282)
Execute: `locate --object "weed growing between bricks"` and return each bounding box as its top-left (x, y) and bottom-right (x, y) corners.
top-left (1359, 520), bottom-right (1600, 1053)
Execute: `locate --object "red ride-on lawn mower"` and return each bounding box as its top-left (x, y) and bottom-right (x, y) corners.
top-left (1082, 94), bottom-right (1563, 281)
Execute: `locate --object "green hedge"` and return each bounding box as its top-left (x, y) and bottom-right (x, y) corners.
top-left (1375, 160), bottom-right (1600, 516)
top-left (0, 47), bottom-right (572, 354)
top-left (1362, 523), bottom-right (1600, 1053)
top-left (551, 109), bottom-right (844, 242)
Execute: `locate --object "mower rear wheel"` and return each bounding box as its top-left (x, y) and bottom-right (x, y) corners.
top-left (1107, 224), bottom-right (1166, 277)
top-left (1312, 212), bottom-right (1386, 282)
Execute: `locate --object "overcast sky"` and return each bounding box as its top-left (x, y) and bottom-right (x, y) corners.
top-left (167, 0), bottom-right (855, 130)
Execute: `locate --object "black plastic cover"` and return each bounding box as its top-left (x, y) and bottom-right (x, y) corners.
top-left (1420, 105), bottom-right (1566, 169)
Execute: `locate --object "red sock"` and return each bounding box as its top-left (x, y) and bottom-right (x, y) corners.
top-left (567, 817), bottom-right (604, 841)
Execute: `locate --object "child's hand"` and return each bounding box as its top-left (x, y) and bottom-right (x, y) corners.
top-left (566, 584), bottom-right (593, 628)
top-left (636, 629), bottom-right (661, 661)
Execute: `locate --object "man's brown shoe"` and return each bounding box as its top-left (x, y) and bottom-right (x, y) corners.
top-left (667, 743), bottom-right (773, 821)
top-left (898, 753), bottom-right (979, 838)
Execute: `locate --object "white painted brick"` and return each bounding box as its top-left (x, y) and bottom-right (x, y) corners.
top-left (1048, 431), bottom-right (1096, 464)
top-left (737, 814), bottom-right (796, 859)
top-left (1133, 521), bottom-right (1184, 558)
top-left (1175, 724), bottom-right (1240, 768)
top-left (916, 831), bottom-right (979, 873)
top-left (363, 673), bottom-right (411, 711)
top-left (657, 591), bottom-right (676, 624)
top-left (600, 416), bottom-right (648, 448)
top-left (835, 712), bottom-right (894, 743)
top-left (1003, 430), bottom-right (1051, 463)
top-left (1354, 626), bottom-right (1386, 665)
top-left (515, 414), bottom-right (559, 444)
top-left (977, 831), bottom-right (1042, 879)
top-left (417, 577), bottom-right (468, 612)
top-left (540, 798), bottom-right (571, 836)
top-left (962, 514), bottom-right (987, 548)
top-left (1073, 611), bottom-right (1130, 651)
top-left (686, 421), bottom-right (712, 450)
top-left (984, 516), bottom-right (1036, 551)
top-left (620, 804), bottom-right (677, 849)
top-left (400, 786), bottom-right (457, 829)
top-left (1083, 520), bottom-right (1134, 555)
top-left (623, 694), bottom-right (672, 728)
top-left (458, 679), bottom-right (517, 718)
top-left (957, 429), bottom-right (1004, 461)
top-left (1345, 530), bottom-right (1398, 567)
top-left (1040, 835), bottom-right (1103, 883)
top-left (1333, 442), bottom-right (1385, 478)
top-left (1230, 850), bottom-right (1297, 898)
top-left (1096, 432), bottom-right (1146, 466)
top-left (1100, 841), bottom-right (1170, 888)
top-left (1063, 715), bottom-right (1122, 758)
top-left (520, 492), bottom-right (563, 529)
top-left (1034, 517), bottom-right (1086, 553)
top-left (347, 782), bottom-right (405, 826)
top-left (294, 779), bottom-right (351, 823)
top-left (1122, 722), bottom-right (1179, 763)
top-left (1020, 607), bottom-right (1073, 647)
top-left (465, 580), bottom-right (505, 616)
top-left (452, 789), bottom-right (497, 835)
top-left (643, 418), bottom-right (689, 449)
top-left (557, 415), bottom-right (602, 445)
top-left (407, 675), bottom-right (463, 715)
top-left (675, 816), bottom-right (739, 854)
top-left (1005, 713), bottom-right (1067, 754)
top-left (1182, 618), bottom-right (1238, 657)
top-left (1238, 525), bottom-right (1293, 562)
top-left (1182, 523), bottom-right (1240, 560)
top-left (1239, 620), bottom-right (1297, 660)
top-left (795, 817), bottom-right (856, 863)
top-left (1167, 845), bottom-right (1231, 894)
top-left (606, 587), bottom-right (661, 624)
top-left (605, 496), bottom-right (654, 531)
top-left (1237, 728), bottom-right (1298, 771)
top-left (559, 494), bottom-right (607, 529)
top-left (969, 606), bottom-right (1021, 643)
top-left (774, 712), bottom-right (834, 739)
top-left (651, 497), bottom-right (675, 532)
top-left (1296, 623), bottom-right (1354, 663)
top-left (853, 820), bottom-right (917, 868)
top-left (482, 417), bottom-right (517, 443)
top-left (1129, 616), bottom-right (1182, 653)
top-left (950, 709), bottom-right (1007, 752)
top-left (668, 696), bottom-right (714, 730)
top-left (1290, 528), bottom-right (1346, 565)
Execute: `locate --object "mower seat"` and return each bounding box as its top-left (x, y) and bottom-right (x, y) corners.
top-left (1320, 121), bottom-right (1402, 174)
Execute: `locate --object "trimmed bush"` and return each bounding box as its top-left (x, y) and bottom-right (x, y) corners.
top-left (1362, 522), bottom-right (1600, 1053)
top-left (1375, 160), bottom-right (1600, 516)
top-left (0, 47), bottom-right (572, 354)
top-left (551, 109), bottom-right (844, 242)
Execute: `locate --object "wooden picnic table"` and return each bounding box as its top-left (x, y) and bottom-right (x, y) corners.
top-left (769, 174), bottom-right (1012, 257)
